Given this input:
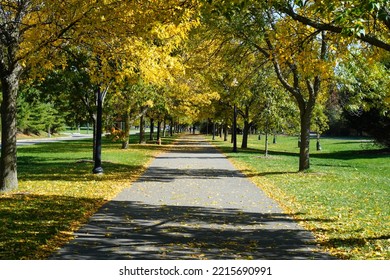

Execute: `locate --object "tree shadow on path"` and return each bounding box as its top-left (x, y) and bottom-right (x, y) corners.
top-left (51, 201), bottom-right (333, 260)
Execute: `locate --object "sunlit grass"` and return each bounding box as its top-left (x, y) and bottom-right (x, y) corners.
top-left (210, 134), bottom-right (390, 259)
top-left (0, 135), bottom-right (176, 259)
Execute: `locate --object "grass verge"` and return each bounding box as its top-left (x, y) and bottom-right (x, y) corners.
top-left (0, 134), bottom-right (177, 259)
top-left (210, 134), bottom-right (390, 260)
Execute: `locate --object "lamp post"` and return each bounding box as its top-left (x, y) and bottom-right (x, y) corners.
top-left (93, 85), bottom-right (103, 174)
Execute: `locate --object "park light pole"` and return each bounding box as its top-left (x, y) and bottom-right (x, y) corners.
top-left (93, 85), bottom-right (103, 174)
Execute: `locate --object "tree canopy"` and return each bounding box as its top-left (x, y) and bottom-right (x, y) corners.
top-left (1, 0), bottom-right (389, 191)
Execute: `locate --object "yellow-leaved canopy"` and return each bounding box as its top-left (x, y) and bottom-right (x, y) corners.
top-left (0, 0), bottom-right (201, 191)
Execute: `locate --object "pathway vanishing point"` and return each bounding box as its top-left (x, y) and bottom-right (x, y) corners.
top-left (51, 134), bottom-right (332, 260)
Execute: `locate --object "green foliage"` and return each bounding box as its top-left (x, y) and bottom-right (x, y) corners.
top-left (38, 48), bottom-right (95, 126)
top-left (335, 51), bottom-right (390, 146)
top-left (17, 87), bottom-right (66, 135)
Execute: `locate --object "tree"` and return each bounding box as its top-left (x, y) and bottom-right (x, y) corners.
top-left (336, 49), bottom-right (390, 146)
top-left (17, 87), bottom-right (65, 136)
top-left (0, 0), bottom-right (101, 191)
top-left (203, 1), bottom-right (335, 170)
top-left (0, 0), bottom-right (201, 191)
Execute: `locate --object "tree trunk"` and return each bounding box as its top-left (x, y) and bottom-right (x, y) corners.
top-left (149, 118), bottom-right (154, 141)
top-left (0, 69), bottom-right (20, 191)
top-left (169, 120), bottom-right (173, 136)
top-left (265, 131), bottom-right (269, 157)
top-left (212, 121), bottom-right (216, 140)
top-left (139, 114), bottom-right (145, 144)
top-left (122, 113), bottom-right (130, 149)
top-left (157, 120), bottom-right (162, 142)
top-left (299, 110), bottom-right (312, 171)
top-left (316, 133), bottom-right (322, 151)
top-left (163, 118), bottom-right (167, 137)
top-left (241, 120), bottom-right (250, 148)
top-left (223, 124), bottom-right (228, 141)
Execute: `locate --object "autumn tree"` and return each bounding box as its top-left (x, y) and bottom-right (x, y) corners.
top-left (203, 1), bottom-right (336, 170)
top-left (0, 0), bottom-right (201, 191)
top-left (0, 0), bottom-right (103, 191)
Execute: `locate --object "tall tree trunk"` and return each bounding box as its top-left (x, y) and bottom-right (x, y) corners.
top-left (299, 109), bottom-right (312, 171)
top-left (163, 118), bottom-right (167, 137)
top-left (157, 120), bottom-right (162, 142)
top-left (223, 123), bottom-right (228, 141)
top-left (212, 121), bottom-right (216, 140)
top-left (149, 118), bottom-right (154, 141)
top-left (0, 68), bottom-right (21, 191)
top-left (241, 120), bottom-right (250, 148)
top-left (316, 133), bottom-right (322, 151)
top-left (122, 113), bottom-right (130, 149)
top-left (169, 120), bottom-right (173, 136)
top-left (139, 114), bottom-right (145, 144)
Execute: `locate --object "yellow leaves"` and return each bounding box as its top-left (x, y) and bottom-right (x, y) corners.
top-left (144, 99), bottom-right (154, 108)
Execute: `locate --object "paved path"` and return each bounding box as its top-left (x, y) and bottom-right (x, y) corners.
top-left (51, 134), bottom-right (331, 260)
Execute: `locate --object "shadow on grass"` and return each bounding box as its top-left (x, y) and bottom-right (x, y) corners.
top-left (311, 149), bottom-right (390, 161)
top-left (0, 193), bottom-right (104, 260)
top-left (51, 201), bottom-right (334, 260)
top-left (18, 156), bottom-right (145, 182)
top-left (321, 235), bottom-right (390, 248)
top-left (220, 145), bottom-right (390, 162)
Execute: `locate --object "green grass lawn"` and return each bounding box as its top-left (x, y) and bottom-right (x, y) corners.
top-left (1, 132), bottom-right (388, 259)
top-left (210, 134), bottom-right (390, 259)
top-left (0, 134), bottom-right (177, 259)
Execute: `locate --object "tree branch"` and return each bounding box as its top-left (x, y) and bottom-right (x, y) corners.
top-left (278, 5), bottom-right (390, 52)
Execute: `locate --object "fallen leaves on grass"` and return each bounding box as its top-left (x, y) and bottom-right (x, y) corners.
top-left (0, 140), bottom-right (165, 259)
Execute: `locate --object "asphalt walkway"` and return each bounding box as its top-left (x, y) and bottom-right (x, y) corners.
top-left (51, 134), bottom-right (331, 260)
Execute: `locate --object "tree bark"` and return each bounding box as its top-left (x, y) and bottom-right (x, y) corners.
top-left (212, 121), bottom-right (216, 140)
top-left (157, 120), bottom-right (162, 142)
top-left (149, 118), bottom-right (154, 141)
top-left (139, 114), bottom-right (146, 144)
top-left (241, 120), bottom-right (250, 148)
top-left (299, 109), bottom-right (312, 171)
top-left (169, 120), bottom-right (173, 136)
top-left (223, 123), bottom-right (228, 141)
top-left (163, 118), bottom-right (167, 137)
top-left (122, 113), bottom-right (130, 149)
top-left (0, 67), bottom-right (21, 191)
